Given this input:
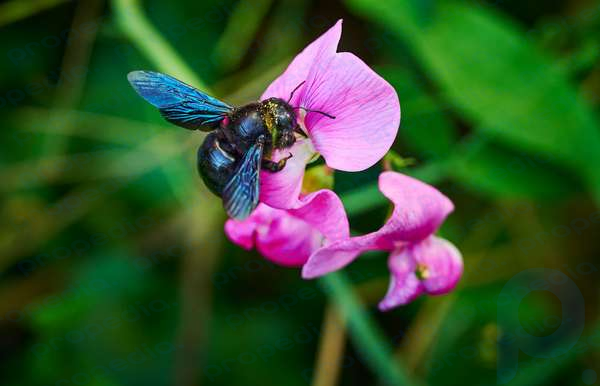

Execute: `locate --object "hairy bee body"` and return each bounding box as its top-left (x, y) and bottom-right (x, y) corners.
top-left (198, 98), bottom-right (298, 196)
top-left (128, 70), bottom-right (301, 219)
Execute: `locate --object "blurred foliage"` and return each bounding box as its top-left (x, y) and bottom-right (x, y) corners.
top-left (1, 0), bottom-right (600, 385)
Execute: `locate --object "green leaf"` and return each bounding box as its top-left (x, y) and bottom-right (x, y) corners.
top-left (449, 137), bottom-right (579, 200)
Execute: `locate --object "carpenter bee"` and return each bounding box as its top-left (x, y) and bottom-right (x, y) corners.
top-left (127, 71), bottom-right (333, 220)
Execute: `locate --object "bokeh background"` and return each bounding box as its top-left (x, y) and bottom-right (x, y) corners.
top-left (1, 0), bottom-right (600, 385)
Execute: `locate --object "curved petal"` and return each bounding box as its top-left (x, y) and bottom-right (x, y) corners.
top-left (261, 20), bottom-right (343, 103)
top-left (224, 204), bottom-right (322, 267)
top-left (302, 172), bottom-right (454, 279)
top-left (259, 140), bottom-right (314, 209)
top-left (302, 230), bottom-right (395, 279)
top-left (376, 172), bottom-right (454, 243)
top-left (289, 189), bottom-right (350, 241)
top-left (256, 212), bottom-right (323, 267)
top-left (299, 53), bottom-right (400, 171)
top-left (224, 205), bottom-right (272, 250)
top-left (378, 247), bottom-right (422, 311)
top-left (415, 236), bottom-right (463, 295)
top-left (301, 241), bottom-right (365, 279)
top-left (378, 236), bottom-right (463, 311)
top-left (225, 188), bottom-right (350, 268)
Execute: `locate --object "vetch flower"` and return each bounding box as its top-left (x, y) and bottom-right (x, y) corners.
top-left (302, 172), bottom-right (463, 311)
top-left (260, 19), bottom-right (400, 210)
top-left (225, 190), bottom-right (349, 267)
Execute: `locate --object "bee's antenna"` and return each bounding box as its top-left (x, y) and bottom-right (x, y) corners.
top-left (296, 106), bottom-right (336, 120)
top-left (287, 81), bottom-right (306, 103)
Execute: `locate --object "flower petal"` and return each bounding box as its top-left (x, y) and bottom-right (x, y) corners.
top-left (255, 212), bottom-right (323, 267)
top-left (299, 52), bottom-right (400, 171)
top-left (289, 189), bottom-right (350, 241)
top-left (378, 236), bottom-right (463, 311)
top-left (224, 204), bottom-right (322, 267)
top-left (302, 172), bottom-right (454, 279)
top-left (261, 20), bottom-right (342, 103)
top-left (260, 139), bottom-right (314, 209)
top-left (224, 204), bottom-right (271, 250)
top-left (378, 247), bottom-right (422, 311)
top-left (376, 172), bottom-right (454, 244)
top-left (414, 236), bottom-right (463, 295)
top-left (225, 187), bottom-right (350, 268)
top-left (301, 241), bottom-right (364, 279)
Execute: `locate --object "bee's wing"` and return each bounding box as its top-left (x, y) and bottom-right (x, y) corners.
top-left (222, 140), bottom-right (264, 220)
top-left (127, 71), bottom-right (232, 131)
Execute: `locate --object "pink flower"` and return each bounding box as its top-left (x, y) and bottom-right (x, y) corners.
top-left (302, 172), bottom-right (463, 311)
top-left (260, 19), bottom-right (400, 210)
top-left (225, 20), bottom-right (400, 269)
top-left (225, 190), bottom-right (349, 267)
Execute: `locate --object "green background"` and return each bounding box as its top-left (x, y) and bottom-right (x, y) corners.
top-left (1, 0), bottom-right (599, 385)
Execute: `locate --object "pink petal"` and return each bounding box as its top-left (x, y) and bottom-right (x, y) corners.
top-left (225, 190), bottom-right (350, 267)
top-left (255, 211), bottom-right (323, 267)
top-left (299, 52), bottom-right (400, 171)
top-left (378, 236), bottom-right (463, 311)
top-left (378, 246), bottom-right (422, 311)
top-left (260, 140), bottom-right (314, 209)
top-left (289, 189), bottom-right (350, 241)
top-left (302, 172), bottom-right (454, 279)
top-left (376, 172), bottom-right (454, 243)
top-left (261, 20), bottom-right (343, 103)
top-left (225, 204), bottom-right (321, 267)
top-left (301, 235), bottom-right (385, 279)
top-left (224, 205), bottom-right (272, 250)
top-left (416, 236), bottom-right (463, 295)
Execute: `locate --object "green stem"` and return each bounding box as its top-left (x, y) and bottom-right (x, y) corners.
top-left (320, 272), bottom-right (420, 386)
top-left (0, 0), bottom-right (68, 27)
top-left (212, 0), bottom-right (274, 72)
top-left (112, 0), bottom-right (209, 91)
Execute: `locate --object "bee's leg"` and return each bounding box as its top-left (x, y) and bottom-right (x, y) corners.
top-left (262, 153), bottom-right (293, 173)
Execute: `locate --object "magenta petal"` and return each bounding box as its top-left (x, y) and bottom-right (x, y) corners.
top-left (255, 213), bottom-right (322, 267)
top-left (300, 53), bottom-right (400, 171)
top-left (301, 234), bottom-right (386, 279)
top-left (415, 236), bottom-right (463, 295)
top-left (225, 204), bottom-right (322, 267)
top-left (376, 172), bottom-right (454, 243)
top-left (302, 242), bottom-right (361, 279)
top-left (224, 205), bottom-right (271, 250)
top-left (378, 236), bottom-right (463, 311)
top-left (302, 172), bottom-right (455, 279)
top-left (378, 248), bottom-right (423, 311)
top-left (260, 140), bottom-right (314, 209)
top-left (289, 189), bottom-right (350, 241)
top-left (261, 20), bottom-right (342, 103)
top-left (225, 190), bottom-right (350, 268)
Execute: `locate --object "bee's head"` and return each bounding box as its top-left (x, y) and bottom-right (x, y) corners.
top-left (262, 98), bottom-right (298, 149)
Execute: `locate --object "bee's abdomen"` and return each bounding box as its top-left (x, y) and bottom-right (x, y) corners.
top-left (197, 132), bottom-right (238, 196)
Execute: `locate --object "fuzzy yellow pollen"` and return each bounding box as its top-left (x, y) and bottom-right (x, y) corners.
top-left (415, 263), bottom-right (430, 280)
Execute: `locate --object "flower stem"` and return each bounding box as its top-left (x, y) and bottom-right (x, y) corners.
top-left (319, 272), bottom-right (421, 386)
top-left (112, 0), bottom-right (209, 90)
top-left (312, 304), bottom-right (346, 386)
top-left (0, 0), bottom-right (68, 27)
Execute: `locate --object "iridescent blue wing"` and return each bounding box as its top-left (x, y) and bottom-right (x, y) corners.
top-left (127, 71), bottom-right (232, 131)
top-left (222, 140), bottom-right (264, 220)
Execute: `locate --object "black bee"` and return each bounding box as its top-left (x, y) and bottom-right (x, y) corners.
top-left (127, 71), bottom-right (332, 220)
